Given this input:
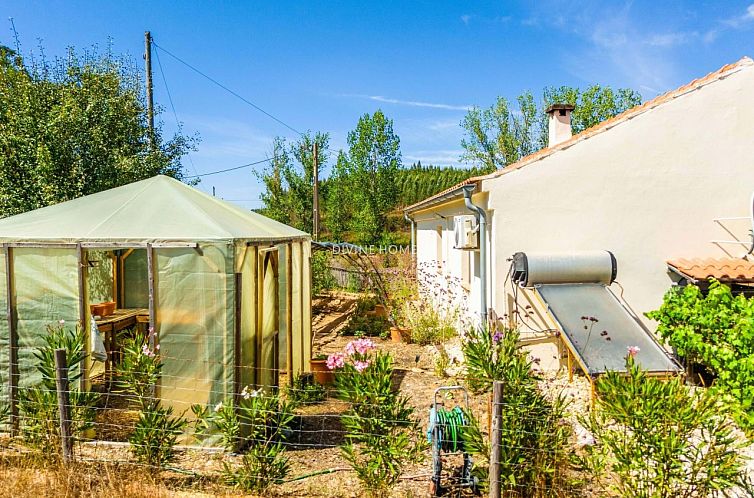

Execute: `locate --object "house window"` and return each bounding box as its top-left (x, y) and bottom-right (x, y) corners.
top-left (436, 225), bottom-right (443, 271)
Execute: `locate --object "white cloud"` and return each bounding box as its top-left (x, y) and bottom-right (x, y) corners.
top-left (345, 94), bottom-right (471, 111)
top-left (704, 3), bottom-right (754, 43)
top-left (460, 14), bottom-right (472, 25)
top-left (645, 32), bottom-right (694, 47)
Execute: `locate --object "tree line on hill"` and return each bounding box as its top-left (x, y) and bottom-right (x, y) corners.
top-left (257, 85), bottom-right (642, 245)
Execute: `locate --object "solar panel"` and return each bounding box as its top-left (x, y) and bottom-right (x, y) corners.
top-left (536, 284), bottom-right (681, 375)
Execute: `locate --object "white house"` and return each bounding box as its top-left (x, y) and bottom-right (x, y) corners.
top-left (404, 57), bottom-right (754, 373)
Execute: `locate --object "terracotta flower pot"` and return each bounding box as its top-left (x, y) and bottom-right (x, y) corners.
top-left (90, 301), bottom-right (116, 318)
top-left (390, 326), bottom-right (411, 343)
top-left (310, 358), bottom-right (335, 385)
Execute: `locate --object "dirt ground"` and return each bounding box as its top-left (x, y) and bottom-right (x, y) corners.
top-left (0, 290), bottom-right (595, 498)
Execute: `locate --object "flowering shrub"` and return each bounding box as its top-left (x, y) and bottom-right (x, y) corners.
top-left (117, 330), bottom-right (186, 467)
top-left (192, 388), bottom-right (296, 453)
top-left (578, 357), bottom-right (747, 497)
top-left (330, 341), bottom-right (425, 495)
top-left (193, 388), bottom-right (297, 493)
top-left (461, 326), bottom-right (573, 495)
top-left (117, 329), bottom-right (161, 411)
top-left (403, 297), bottom-right (458, 345)
top-left (416, 260), bottom-right (472, 332)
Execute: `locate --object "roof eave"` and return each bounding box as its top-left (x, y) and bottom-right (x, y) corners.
top-left (404, 180), bottom-right (480, 215)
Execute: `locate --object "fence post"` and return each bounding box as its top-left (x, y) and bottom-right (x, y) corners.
top-left (489, 380), bottom-right (504, 498)
top-left (54, 348), bottom-right (73, 463)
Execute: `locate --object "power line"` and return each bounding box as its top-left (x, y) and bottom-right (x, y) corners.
top-left (151, 41), bottom-right (303, 136)
top-left (152, 43), bottom-right (199, 177)
top-left (183, 157), bottom-right (273, 179)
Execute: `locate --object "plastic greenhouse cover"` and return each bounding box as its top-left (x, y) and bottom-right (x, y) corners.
top-left (13, 248), bottom-right (80, 387)
top-left (156, 244), bottom-right (235, 414)
top-left (0, 176), bottom-right (308, 244)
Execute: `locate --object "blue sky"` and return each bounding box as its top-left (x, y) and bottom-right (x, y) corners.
top-left (3, 1), bottom-right (753, 209)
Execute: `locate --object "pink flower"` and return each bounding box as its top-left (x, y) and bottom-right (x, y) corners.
top-left (354, 360), bottom-right (370, 372)
top-left (141, 344), bottom-right (155, 358)
top-left (345, 341), bottom-right (356, 356)
top-left (326, 352), bottom-right (346, 370)
top-left (627, 346), bottom-right (640, 358)
top-left (353, 338), bottom-right (376, 355)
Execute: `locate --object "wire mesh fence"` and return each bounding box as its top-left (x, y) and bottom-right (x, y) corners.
top-left (2, 343), bottom-right (754, 498)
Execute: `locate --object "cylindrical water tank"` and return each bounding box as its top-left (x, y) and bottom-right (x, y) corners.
top-left (511, 250), bottom-right (617, 287)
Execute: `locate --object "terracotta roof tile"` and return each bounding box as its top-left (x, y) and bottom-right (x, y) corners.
top-left (667, 257), bottom-right (754, 283)
top-left (405, 56), bottom-right (754, 213)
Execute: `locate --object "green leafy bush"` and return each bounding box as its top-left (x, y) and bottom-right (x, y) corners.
top-left (331, 342), bottom-right (425, 495)
top-left (18, 322), bottom-right (99, 459)
top-left (647, 280), bottom-right (754, 428)
top-left (117, 332), bottom-right (186, 467)
top-left (343, 296), bottom-right (389, 337)
top-left (461, 326), bottom-right (509, 393)
top-left (286, 373), bottom-right (326, 404)
top-left (222, 442), bottom-right (291, 493)
top-left (404, 299), bottom-right (457, 345)
top-left (193, 388), bottom-right (296, 494)
top-left (578, 357), bottom-right (747, 497)
top-left (312, 251), bottom-right (337, 296)
top-left (461, 327), bottom-right (573, 496)
top-left (130, 405), bottom-right (185, 467)
top-left (192, 388), bottom-right (297, 453)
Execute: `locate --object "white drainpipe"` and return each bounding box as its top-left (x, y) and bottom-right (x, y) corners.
top-left (462, 185), bottom-right (488, 326)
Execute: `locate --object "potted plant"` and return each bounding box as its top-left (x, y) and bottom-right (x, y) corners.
top-left (310, 354), bottom-right (335, 385)
top-left (389, 325), bottom-right (412, 343)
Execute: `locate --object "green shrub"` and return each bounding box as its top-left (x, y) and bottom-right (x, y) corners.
top-left (192, 389), bottom-right (297, 452)
top-left (193, 389), bottom-right (296, 493)
top-left (286, 373), bottom-right (326, 404)
top-left (332, 344), bottom-right (425, 495)
top-left (117, 331), bottom-right (186, 467)
top-left (404, 299), bottom-right (456, 345)
top-left (312, 251), bottom-right (337, 296)
top-left (647, 280), bottom-right (754, 429)
top-left (18, 322), bottom-right (99, 459)
top-left (343, 296), bottom-right (389, 337)
top-left (461, 327), bottom-right (573, 496)
top-left (222, 442), bottom-right (291, 493)
top-left (130, 405), bottom-right (185, 467)
top-left (578, 357), bottom-right (747, 497)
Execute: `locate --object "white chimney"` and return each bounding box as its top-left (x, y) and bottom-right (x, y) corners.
top-left (545, 103), bottom-right (575, 147)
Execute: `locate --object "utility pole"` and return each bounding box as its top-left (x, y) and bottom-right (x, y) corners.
top-left (144, 31), bottom-right (155, 150)
top-left (312, 141), bottom-right (319, 241)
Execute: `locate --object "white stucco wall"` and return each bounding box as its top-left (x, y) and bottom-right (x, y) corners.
top-left (411, 60), bottom-right (754, 347)
top-left (486, 61), bottom-right (754, 326)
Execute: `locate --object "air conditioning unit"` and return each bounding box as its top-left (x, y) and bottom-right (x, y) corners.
top-left (454, 215), bottom-right (479, 250)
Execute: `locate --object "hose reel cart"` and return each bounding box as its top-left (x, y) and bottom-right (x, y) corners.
top-left (427, 386), bottom-right (479, 496)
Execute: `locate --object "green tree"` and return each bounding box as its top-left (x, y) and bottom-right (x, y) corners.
top-left (324, 150), bottom-right (352, 240)
top-left (0, 44), bottom-right (193, 218)
top-left (257, 131), bottom-right (330, 234)
top-left (460, 85), bottom-right (642, 172)
top-left (345, 110), bottom-right (401, 245)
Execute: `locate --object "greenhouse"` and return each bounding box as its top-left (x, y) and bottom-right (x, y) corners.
top-left (0, 175), bottom-right (312, 418)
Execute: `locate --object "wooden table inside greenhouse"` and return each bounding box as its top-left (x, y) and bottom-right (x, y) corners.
top-left (95, 308), bottom-right (149, 381)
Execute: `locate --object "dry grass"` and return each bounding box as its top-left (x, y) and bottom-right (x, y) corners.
top-left (0, 452), bottom-right (235, 498)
